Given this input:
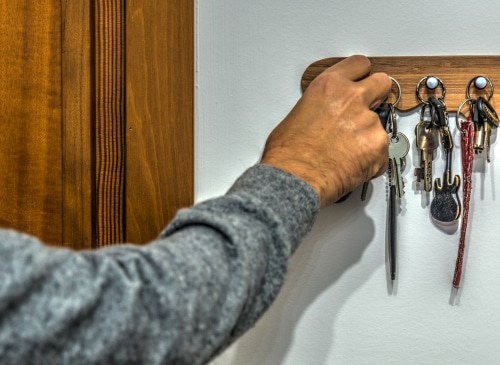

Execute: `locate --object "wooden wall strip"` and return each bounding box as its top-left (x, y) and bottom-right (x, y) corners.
top-left (301, 56), bottom-right (500, 112)
top-left (95, 0), bottom-right (126, 246)
top-left (126, 1), bottom-right (194, 243)
top-left (62, 0), bottom-right (94, 249)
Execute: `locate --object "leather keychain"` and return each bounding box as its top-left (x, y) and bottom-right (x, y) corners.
top-left (453, 100), bottom-right (475, 288)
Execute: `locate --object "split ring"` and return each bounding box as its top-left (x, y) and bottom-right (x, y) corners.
top-left (456, 98), bottom-right (475, 130)
top-left (389, 76), bottom-right (402, 107)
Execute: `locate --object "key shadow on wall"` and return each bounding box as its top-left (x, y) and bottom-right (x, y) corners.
top-left (222, 187), bottom-right (382, 365)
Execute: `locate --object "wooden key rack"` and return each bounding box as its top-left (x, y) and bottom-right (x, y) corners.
top-left (301, 56), bottom-right (500, 112)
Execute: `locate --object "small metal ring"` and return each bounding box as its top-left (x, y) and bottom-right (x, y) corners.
top-left (420, 102), bottom-right (430, 121)
top-left (466, 75), bottom-right (494, 101)
top-left (416, 76), bottom-right (446, 104)
top-left (389, 76), bottom-right (402, 107)
top-left (456, 98), bottom-right (475, 130)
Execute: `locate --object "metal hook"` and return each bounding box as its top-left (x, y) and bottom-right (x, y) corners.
top-left (416, 75), bottom-right (446, 104)
top-left (466, 75), bottom-right (494, 101)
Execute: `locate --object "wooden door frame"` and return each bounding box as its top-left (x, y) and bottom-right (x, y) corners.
top-left (62, 0), bottom-right (194, 249)
top-left (62, 1), bottom-right (94, 249)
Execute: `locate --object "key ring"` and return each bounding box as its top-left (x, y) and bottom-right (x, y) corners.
top-left (419, 102), bottom-right (430, 123)
top-left (416, 76), bottom-right (446, 104)
top-left (456, 98), bottom-right (475, 130)
top-left (466, 75), bottom-right (494, 101)
top-left (385, 77), bottom-right (402, 136)
top-left (389, 76), bottom-right (402, 107)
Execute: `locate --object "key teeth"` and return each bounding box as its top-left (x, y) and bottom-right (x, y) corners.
top-left (414, 167), bottom-right (424, 181)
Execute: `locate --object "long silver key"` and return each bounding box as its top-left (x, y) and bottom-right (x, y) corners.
top-left (389, 132), bottom-right (410, 197)
top-left (387, 132), bottom-right (409, 282)
top-left (388, 184), bottom-right (397, 280)
top-left (414, 120), bottom-right (440, 191)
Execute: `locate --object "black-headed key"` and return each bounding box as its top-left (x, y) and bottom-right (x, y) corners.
top-left (477, 97), bottom-right (499, 162)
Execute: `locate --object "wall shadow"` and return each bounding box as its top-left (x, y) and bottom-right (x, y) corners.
top-left (218, 189), bottom-right (382, 365)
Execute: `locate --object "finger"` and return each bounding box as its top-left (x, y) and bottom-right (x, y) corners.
top-left (373, 161), bottom-right (388, 178)
top-left (357, 72), bottom-right (392, 109)
top-left (322, 55), bottom-right (372, 82)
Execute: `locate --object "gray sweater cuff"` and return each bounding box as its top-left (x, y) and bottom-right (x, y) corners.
top-left (226, 164), bottom-right (320, 253)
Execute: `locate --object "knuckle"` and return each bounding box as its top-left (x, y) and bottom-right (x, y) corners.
top-left (314, 71), bottom-right (343, 91)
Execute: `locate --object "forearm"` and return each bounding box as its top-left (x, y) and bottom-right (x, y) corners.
top-left (157, 164), bottom-right (319, 361)
top-left (0, 164), bottom-right (319, 365)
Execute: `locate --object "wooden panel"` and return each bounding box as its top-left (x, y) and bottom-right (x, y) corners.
top-left (126, 1), bottom-right (194, 243)
top-left (301, 56), bottom-right (500, 112)
top-left (0, 1), bottom-right (62, 245)
top-left (62, 0), bottom-right (94, 249)
top-left (95, 0), bottom-right (126, 246)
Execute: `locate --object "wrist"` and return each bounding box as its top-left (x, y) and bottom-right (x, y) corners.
top-left (259, 156), bottom-right (333, 207)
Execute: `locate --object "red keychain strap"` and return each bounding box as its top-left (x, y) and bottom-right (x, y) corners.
top-left (453, 116), bottom-right (475, 288)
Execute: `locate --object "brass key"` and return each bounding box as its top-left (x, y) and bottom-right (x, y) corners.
top-left (414, 117), bottom-right (440, 192)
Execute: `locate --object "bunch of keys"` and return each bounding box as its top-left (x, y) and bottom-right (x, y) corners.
top-left (414, 76), bottom-right (446, 192)
top-left (382, 78), bottom-right (409, 281)
top-left (414, 103), bottom-right (440, 192)
top-left (359, 76), bottom-right (406, 281)
top-left (414, 77), bottom-right (461, 223)
top-left (467, 76), bottom-right (500, 162)
top-left (425, 94), bottom-right (461, 223)
top-left (452, 77), bottom-right (497, 288)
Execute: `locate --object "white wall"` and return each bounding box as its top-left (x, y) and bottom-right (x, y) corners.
top-left (197, 1), bottom-right (500, 364)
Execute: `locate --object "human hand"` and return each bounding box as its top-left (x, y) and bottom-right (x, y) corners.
top-left (260, 55), bottom-right (392, 207)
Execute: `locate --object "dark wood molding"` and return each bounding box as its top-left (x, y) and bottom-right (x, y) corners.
top-left (62, 0), bottom-right (194, 247)
top-left (94, 0), bottom-right (126, 246)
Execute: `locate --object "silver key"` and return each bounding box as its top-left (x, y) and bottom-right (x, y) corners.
top-left (389, 132), bottom-right (410, 197)
top-left (414, 120), bottom-right (440, 191)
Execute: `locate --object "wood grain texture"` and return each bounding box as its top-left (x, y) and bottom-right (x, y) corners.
top-left (126, 1), bottom-right (194, 243)
top-left (62, 0), bottom-right (94, 249)
top-left (0, 1), bottom-right (63, 245)
top-left (95, 0), bottom-right (126, 246)
top-left (301, 56), bottom-right (500, 112)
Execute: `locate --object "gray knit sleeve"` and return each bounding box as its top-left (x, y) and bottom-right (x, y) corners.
top-left (0, 164), bottom-right (319, 365)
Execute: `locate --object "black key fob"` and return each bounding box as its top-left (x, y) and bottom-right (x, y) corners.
top-left (428, 95), bottom-right (447, 127)
top-left (375, 103), bottom-right (391, 130)
top-left (477, 96), bottom-right (499, 129)
top-left (335, 104), bottom-right (391, 204)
